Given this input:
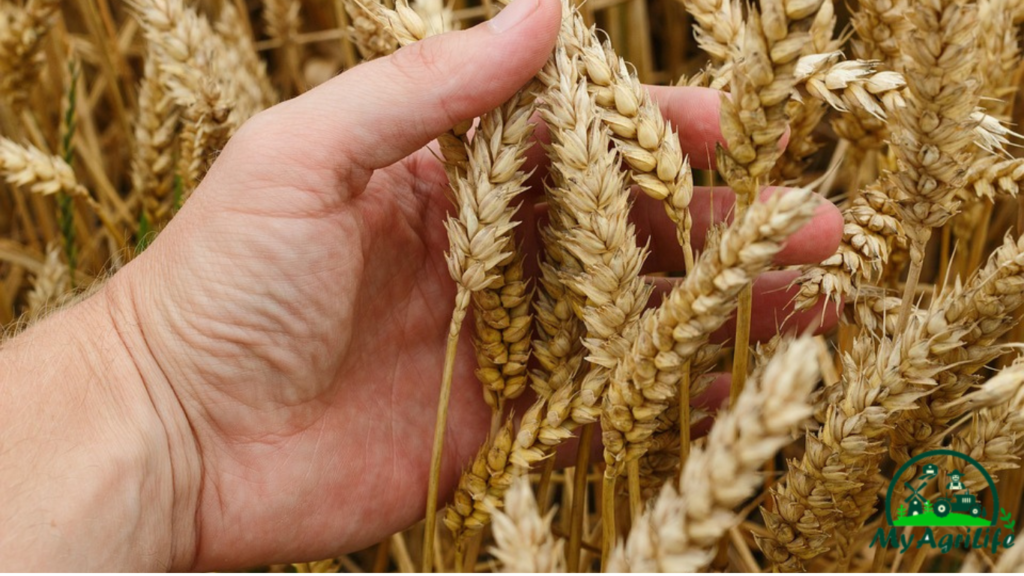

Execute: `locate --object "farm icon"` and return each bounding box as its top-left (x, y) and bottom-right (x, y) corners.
top-left (895, 462), bottom-right (989, 526)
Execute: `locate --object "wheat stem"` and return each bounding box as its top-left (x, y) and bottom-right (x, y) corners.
top-left (601, 474), bottom-right (616, 570)
top-left (627, 461), bottom-right (642, 520)
top-left (566, 423), bottom-right (594, 572)
top-left (424, 295), bottom-right (467, 572)
top-left (895, 233), bottom-right (927, 334)
top-left (678, 362), bottom-right (691, 468)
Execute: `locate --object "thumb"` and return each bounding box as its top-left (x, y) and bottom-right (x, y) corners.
top-left (250, 0), bottom-right (561, 181)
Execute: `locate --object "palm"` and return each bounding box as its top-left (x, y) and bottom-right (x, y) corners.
top-left (142, 141), bottom-right (504, 566)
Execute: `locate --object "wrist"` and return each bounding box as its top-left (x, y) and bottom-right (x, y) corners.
top-left (0, 279), bottom-right (202, 570)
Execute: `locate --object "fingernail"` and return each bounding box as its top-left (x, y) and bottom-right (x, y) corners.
top-left (488, 0), bottom-right (540, 33)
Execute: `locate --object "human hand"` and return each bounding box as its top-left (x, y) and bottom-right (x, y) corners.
top-left (96, 0), bottom-right (842, 568)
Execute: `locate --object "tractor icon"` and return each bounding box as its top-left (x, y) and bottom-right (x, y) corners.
top-left (934, 492), bottom-right (985, 518)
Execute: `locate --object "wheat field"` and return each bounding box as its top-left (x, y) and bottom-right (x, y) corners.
top-left (5, 0), bottom-right (1024, 572)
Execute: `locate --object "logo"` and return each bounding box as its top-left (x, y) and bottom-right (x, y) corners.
top-left (870, 449), bottom-right (1016, 555)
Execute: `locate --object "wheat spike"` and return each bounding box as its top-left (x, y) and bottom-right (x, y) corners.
top-left (0, 138), bottom-right (87, 198)
top-left (132, 0), bottom-right (238, 192)
top-left (131, 49), bottom-right (180, 219)
top-left (758, 328), bottom-right (945, 570)
top-left (25, 245), bottom-right (71, 322)
top-left (610, 337), bottom-right (820, 572)
top-left (795, 181), bottom-right (905, 310)
top-left (604, 188), bottom-right (818, 476)
top-left (550, 0), bottom-right (694, 261)
top-left (0, 0), bottom-right (57, 111)
top-left (680, 0), bottom-right (743, 76)
top-left (539, 46), bottom-right (651, 427)
top-left (217, 3), bottom-right (277, 117)
top-left (344, 0), bottom-right (397, 60)
top-left (950, 360), bottom-right (1024, 490)
top-left (489, 475), bottom-right (566, 573)
top-left (890, 233), bottom-right (1024, 461)
top-left (833, 0), bottom-right (909, 150)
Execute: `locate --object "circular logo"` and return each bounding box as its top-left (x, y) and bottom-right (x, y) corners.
top-left (885, 449), bottom-right (999, 527)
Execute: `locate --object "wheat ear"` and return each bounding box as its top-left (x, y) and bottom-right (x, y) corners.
top-left (610, 337), bottom-right (820, 572)
top-left (372, 7), bottom-right (540, 565)
top-left (540, 43), bottom-right (654, 564)
top-left (263, 0), bottom-right (303, 94)
top-left (889, 0), bottom-right (982, 333)
top-left (603, 188), bottom-right (817, 481)
top-left (131, 49), bottom-right (180, 222)
top-left (832, 0), bottom-right (909, 152)
top-left (344, 0), bottom-right (397, 60)
top-left (889, 233), bottom-right (1024, 461)
top-left (25, 245), bottom-right (71, 323)
top-left (216, 3), bottom-right (277, 117)
top-left (0, 138), bottom-right (88, 198)
top-left (489, 475), bottom-right (566, 573)
top-left (950, 360), bottom-right (1024, 490)
top-left (0, 0), bottom-right (57, 112)
top-left (757, 326), bottom-right (947, 570)
top-left (132, 0), bottom-right (237, 194)
top-left (794, 181), bottom-right (905, 311)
